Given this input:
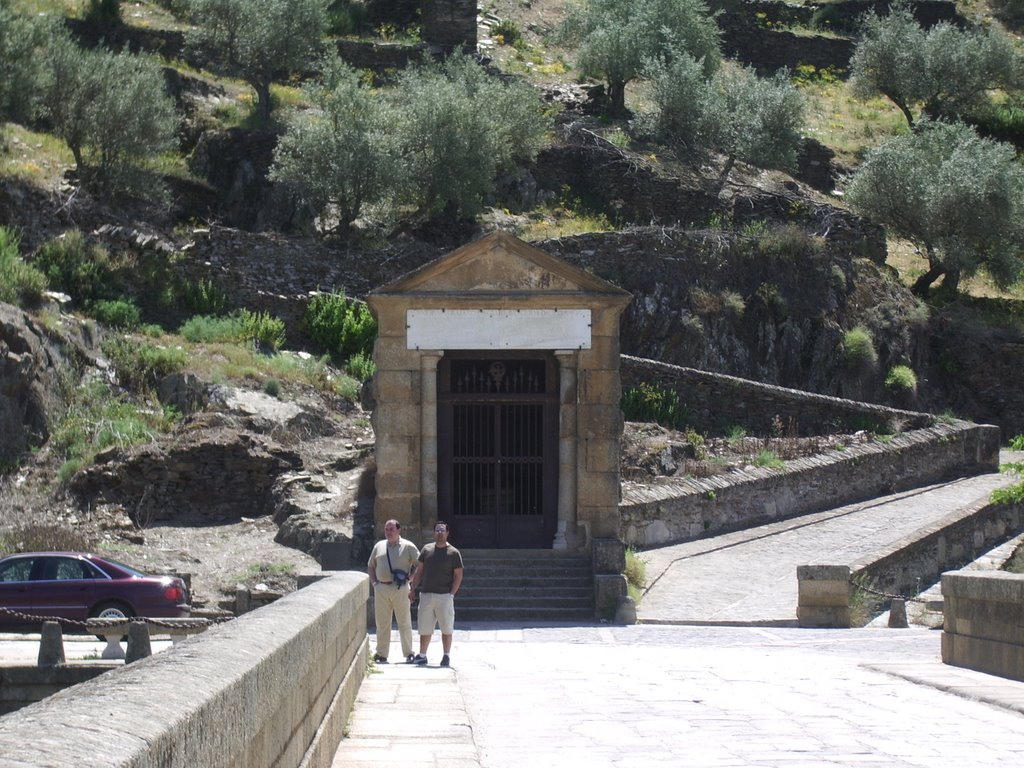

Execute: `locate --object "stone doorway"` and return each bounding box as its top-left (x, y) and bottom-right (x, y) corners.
top-left (438, 353), bottom-right (558, 548)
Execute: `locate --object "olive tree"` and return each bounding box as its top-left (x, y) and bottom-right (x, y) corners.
top-left (0, 2), bottom-right (54, 125)
top-left (636, 54), bottom-right (805, 193)
top-left (40, 33), bottom-right (178, 197)
top-left (850, 2), bottom-right (1021, 128)
top-left (385, 53), bottom-right (550, 220)
top-left (270, 55), bottom-right (389, 232)
top-left (189, 0), bottom-right (328, 121)
top-left (846, 120), bottom-right (1024, 296)
top-left (556, 0), bottom-right (721, 115)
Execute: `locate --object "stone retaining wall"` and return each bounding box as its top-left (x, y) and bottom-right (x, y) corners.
top-left (0, 573), bottom-right (368, 768)
top-left (621, 420), bottom-right (1000, 549)
top-left (942, 571), bottom-right (1024, 682)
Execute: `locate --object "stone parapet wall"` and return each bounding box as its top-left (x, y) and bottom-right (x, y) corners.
top-left (0, 573), bottom-right (368, 768)
top-left (621, 355), bottom-right (934, 436)
top-left (621, 420), bottom-right (1000, 548)
top-left (796, 498), bottom-right (1023, 628)
top-left (942, 570), bottom-right (1024, 682)
top-left (0, 665), bottom-right (114, 716)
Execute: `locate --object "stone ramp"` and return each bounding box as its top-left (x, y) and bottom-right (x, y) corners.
top-left (637, 464), bottom-right (1022, 626)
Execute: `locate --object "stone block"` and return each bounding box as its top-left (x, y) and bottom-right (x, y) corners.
top-left (797, 604), bottom-right (851, 628)
top-left (594, 573), bottom-right (627, 619)
top-left (579, 369), bottom-right (622, 406)
top-left (373, 370), bottom-right (415, 402)
top-left (585, 438), bottom-right (620, 473)
top-left (577, 472), bottom-right (621, 508)
top-left (592, 537), bottom-right (626, 574)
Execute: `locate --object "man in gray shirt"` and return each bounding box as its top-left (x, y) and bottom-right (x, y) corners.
top-left (408, 521), bottom-right (463, 667)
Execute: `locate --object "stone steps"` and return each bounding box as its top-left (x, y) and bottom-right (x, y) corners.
top-left (440, 550), bottom-right (595, 623)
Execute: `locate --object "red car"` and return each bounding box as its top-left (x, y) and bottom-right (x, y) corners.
top-left (0, 552), bottom-right (190, 631)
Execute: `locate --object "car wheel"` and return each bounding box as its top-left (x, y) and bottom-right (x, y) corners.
top-left (90, 601), bottom-right (134, 642)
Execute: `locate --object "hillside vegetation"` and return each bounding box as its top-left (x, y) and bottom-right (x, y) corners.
top-left (1, 0), bottom-right (1024, 603)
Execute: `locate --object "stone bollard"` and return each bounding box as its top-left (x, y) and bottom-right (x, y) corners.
top-left (614, 595), bottom-right (638, 625)
top-left (125, 622), bottom-right (152, 663)
top-left (37, 621), bottom-right (66, 667)
top-left (888, 598), bottom-right (909, 628)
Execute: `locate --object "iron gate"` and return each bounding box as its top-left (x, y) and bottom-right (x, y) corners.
top-left (438, 355), bottom-right (558, 548)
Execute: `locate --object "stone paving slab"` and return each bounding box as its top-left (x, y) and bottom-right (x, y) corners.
top-left (336, 625), bottom-right (1024, 768)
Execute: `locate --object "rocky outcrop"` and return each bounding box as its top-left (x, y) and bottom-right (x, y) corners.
top-left (0, 303), bottom-right (92, 464)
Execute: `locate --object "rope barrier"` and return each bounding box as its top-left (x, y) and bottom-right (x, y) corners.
top-left (0, 605), bottom-right (230, 629)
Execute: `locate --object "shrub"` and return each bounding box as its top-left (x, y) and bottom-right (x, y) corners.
top-left (33, 231), bottom-right (113, 306)
top-left (621, 382), bottom-right (689, 430)
top-left (0, 523), bottom-right (94, 555)
top-left (302, 291), bottom-right (377, 360)
top-left (182, 278), bottom-right (229, 317)
top-left (624, 547), bottom-right (646, 602)
top-left (884, 365), bottom-right (918, 394)
top-left (84, 0), bottom-right (122, 27)
top-left (0, 227), bottom-right (48, 307)
top-left (178, 314), bottom-right (248, 343)
top-left (89, 298), bottom-right (141, 329)
top-left (491, 19), bottom-right (522, 45)
top-left (263, 378), bottom-right (281, 398)
top-left (759, 224), bottom-right (824, 259)
top-left (1009, 434), bottom-right (1024, 451)
top-left (753, 449), bottom-right (784, 469)
top-left (346, 351), bottom-right (376, 382)
top-left (102, 337), bottom-right (188, 391)
top-left (239, 309), bottom-right (286, 352)
top-left (842, 327), bottom-right (878, 372)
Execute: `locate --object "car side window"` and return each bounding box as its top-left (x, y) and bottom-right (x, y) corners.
top-left (52, 558), bottom-right (95, 580)
top-left (0, 559), bottom-right (33, 582)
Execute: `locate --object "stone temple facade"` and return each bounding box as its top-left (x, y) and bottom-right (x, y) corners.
top-left (367, 231), bottom-right (632, 560)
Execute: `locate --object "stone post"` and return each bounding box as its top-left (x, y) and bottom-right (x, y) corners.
top-left (554, 350), bottom-right (578, 550)
top-left (420, 352), bottom-right (443, 533)
top-left (797, 565), bottom-right (852, 628)
top-left (37, 621), bottom-right (65, 667)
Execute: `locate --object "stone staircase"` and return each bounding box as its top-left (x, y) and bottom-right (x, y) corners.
top-left (444, 549), bottom-right (595, 623)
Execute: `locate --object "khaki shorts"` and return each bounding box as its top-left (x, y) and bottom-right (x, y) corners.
top-left (417, 592), bottom-right (455, 635)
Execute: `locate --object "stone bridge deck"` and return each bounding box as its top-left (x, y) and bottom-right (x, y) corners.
top-left (636, 452), bottom-right (1024, 626)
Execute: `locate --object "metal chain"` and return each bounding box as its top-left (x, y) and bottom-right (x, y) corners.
top-left (0, 605), bottom-right (230, 629)
top-left (848, 578), bottom-right (926, 604)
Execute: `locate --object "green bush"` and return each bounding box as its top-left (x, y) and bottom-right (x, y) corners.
top-left (263, 378), bottom-right (281, 397)
top-left (842, 327), bottom-right (878, 372)
top-left (345, 351), bottom-right (376, 382)
top-left (89, 298), bottom-right (141, 329)
top-left (624, 547), bottom-right (646, 602)
top-left (621, 382), bottom-right (689, 430)
top-left (182, 278), bottom-right (229, 317)
top-left (1009, 434), bottom-right (1024, 451)
top-left (753, 449), bottom-right (784, 469)
top-left (102, 337), bottom-right (188, 391)
top-left (302, 291), bottom-right (377, 360)
top-left (84, 0), bottom-right (122, 27)
top-left (239, 309), bottom-right (287, 352)
top-left (491, 19), bottom-right (522, 45)
top-left (0, 227), bottom-right (48, 307)
top-left (884, 365), bottom-right (918, 394)
top-left (327, 1), bottom-right (369, 35)
top-left (33, 231), bottom-right (114, 306)
top-left (178, 314), bottom-right (248, 343)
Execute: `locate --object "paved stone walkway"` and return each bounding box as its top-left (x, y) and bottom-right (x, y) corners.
top-left (335, 624), bottom-right (1024, 768)
top-left (336, 458), bottom-right (1024, 767)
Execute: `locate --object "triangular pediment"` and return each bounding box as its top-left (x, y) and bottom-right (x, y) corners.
top-left (373, 231), bottom-right (628, 296)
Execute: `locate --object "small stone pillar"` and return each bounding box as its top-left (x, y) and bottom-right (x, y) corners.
top-left (797, 565), bottom-right (851, 628)
top-left (125, 622), bottom-right (152, 663)
top-left (888, 598), bottom-right (908, 628)
top-left (37, 621), bottom-right (65, 667)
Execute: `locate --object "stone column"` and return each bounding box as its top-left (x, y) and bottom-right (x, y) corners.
top-left (554, 350), bottom-right (578, 550)
top-left (419, 352), bottom-right (443, 536)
